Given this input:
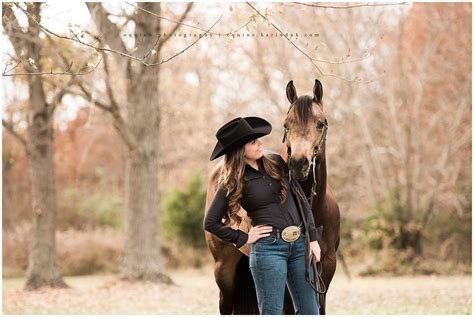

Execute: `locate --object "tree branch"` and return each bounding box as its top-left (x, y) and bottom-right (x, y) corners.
top-left (127, 1), bottom-right (253, 37)
top-left (72, 78), bottom-right (139, 153)
top-left (85, 3), bottom-right (128, 55)
top-left (246, 2), bottom-right (357, 82)
top-left (2, 119), bottom-right (29, 154)
top-left (99, 49), bottom-right (121, 112)
top-left (157, 3), bottom-right (194, 52)
top-left (293, 2), bottom-right (408, 9)
top-left (2, 58), bottom-right (102, 77)
top-left (126, 2), bottom-right (206, 33)
top-left (16, 2), bottom-right (219, 68)
top-left (147, 15), bottom-right (221, 66)
top-left (76, 81), bottom-right (113, 112)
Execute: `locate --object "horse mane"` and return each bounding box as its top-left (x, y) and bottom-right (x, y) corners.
top-left (290, 95), bottom-right (314, 127)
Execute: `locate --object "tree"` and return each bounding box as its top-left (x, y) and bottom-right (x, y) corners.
top-left (2, 2), bottom-right (68, 289)
top-left (84, 2), bottom-right (195, 282)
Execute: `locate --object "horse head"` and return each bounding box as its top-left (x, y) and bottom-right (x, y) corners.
top-left (283, 79), bottom-right (328, 182)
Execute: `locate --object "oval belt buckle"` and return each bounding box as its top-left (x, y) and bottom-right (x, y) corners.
top-left (281, 225), bottom-right (301, 242)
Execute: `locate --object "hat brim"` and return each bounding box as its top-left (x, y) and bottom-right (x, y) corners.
top-left (210, 117), bottom-right (272, 161)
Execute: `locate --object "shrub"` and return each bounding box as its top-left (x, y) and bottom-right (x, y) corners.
top-left (56, 228), bottom-right (123, 275)
top-left (57, 186), bottom-right (123, 230)
top-left (363, 187), bottom-right (423, 255)
top-left (161, 169), bottom-right (207, 249)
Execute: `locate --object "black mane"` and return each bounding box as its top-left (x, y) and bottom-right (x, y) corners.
top-left (291, 95), bottom-right (313, 126)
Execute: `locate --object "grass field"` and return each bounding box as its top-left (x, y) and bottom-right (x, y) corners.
top-left (3, 265), bottom-right (472, 314)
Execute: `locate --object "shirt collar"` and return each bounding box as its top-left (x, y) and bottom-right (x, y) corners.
top-left (245, 158), bottom-right (265, 174)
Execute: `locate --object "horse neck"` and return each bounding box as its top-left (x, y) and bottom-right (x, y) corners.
top-left (299, 155), bottom-right (327, 202)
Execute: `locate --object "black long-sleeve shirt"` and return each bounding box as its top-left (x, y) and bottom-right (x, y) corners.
top-left (203, 153), bottom-right (318, 248)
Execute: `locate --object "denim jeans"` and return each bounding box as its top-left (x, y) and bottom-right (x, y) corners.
top-left (249, 229), bottom-right (320, 315)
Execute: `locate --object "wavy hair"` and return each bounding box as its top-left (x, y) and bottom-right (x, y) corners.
top-left (218, 146), bottom-right (289, 226)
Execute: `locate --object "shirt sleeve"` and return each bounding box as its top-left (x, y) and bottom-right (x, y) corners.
top-left (203, 184), bottom-right (249, 248)
top-left (307, 216), bottom-right (319, 242)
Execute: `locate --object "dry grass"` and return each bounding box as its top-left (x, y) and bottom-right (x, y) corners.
top-left (3, 264), bottom-right (471, 314)
top-left (3, 226), bottom-right (213, 278)
top-left (2, 226), bottom-right (123, 277)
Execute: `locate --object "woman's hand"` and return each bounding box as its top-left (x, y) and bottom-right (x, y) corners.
top-left (246, 225), bottom-right (273, 245)
top-left (310, 240), bottom-right (321, 262)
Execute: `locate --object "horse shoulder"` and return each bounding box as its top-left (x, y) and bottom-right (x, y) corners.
top-left (205, 160), bottom-right (224, 214)
top-left (324, 185), bottom-right (340, 215)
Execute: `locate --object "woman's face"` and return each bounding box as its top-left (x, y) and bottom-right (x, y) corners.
top-left (244, 138), bottom-right (263, 161)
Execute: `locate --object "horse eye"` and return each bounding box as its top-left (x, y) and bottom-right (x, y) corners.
top-left (316, 122), bottom-right (324, 129)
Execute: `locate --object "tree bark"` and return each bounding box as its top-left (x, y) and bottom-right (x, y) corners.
top-left (121, 2), bottom-right (169, 282)
top-left (121, 60), bottom-right (165, 281)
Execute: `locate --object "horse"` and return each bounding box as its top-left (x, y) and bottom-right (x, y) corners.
top-left (283, 79), bottom-right (341, 314)
top-left (204, 79), bottom-right (340, 315)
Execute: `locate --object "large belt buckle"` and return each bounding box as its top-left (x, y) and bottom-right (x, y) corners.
top-left (281, 225), bottom-right (301, 242)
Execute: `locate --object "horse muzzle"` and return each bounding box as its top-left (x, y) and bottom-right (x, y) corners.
top-left (289, 157), bottom-right (311, 181)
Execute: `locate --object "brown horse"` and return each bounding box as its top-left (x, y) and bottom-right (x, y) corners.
top-left (204, 79), bottom-right (340, 314)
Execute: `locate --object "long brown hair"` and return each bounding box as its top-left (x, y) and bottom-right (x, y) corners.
top-left (218, 145), bottom-right (289, 226)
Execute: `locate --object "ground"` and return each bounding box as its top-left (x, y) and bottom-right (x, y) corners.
top-left (2, 265), bottom-right (472, 314)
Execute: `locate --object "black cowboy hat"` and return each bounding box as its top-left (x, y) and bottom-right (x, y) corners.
top-left (210, 116), bottom-right (272, 161)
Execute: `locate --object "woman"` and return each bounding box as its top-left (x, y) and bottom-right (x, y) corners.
top-left (203, 116), bottom-right (322, 315)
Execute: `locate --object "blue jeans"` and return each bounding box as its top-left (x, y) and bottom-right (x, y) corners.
top-left (249, 229), bottom-right (320, 315)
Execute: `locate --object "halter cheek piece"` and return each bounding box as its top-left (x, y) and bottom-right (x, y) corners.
top-left (283, 101), bottom-right (328, 296)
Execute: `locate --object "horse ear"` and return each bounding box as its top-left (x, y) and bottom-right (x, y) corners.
top-left (286, 80), bottom-right (298, 104)
top-left (313, 79), bottom-right (323, 104)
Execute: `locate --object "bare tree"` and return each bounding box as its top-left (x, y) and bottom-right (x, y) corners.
top-left (2, 2), bottom-right (69, 289)
top-left (84, 2), bottom-right (195, 282)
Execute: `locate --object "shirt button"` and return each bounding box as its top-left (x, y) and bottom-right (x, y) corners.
top-left (269, 183), bottom-right (272, 186)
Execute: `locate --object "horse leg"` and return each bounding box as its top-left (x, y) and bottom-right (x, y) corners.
top-left (283, 286), bottom-right (296, 314)
top-left (214, 250), bottom-right (242, 314)
top-left (319, 251), bottom-right (337, 315)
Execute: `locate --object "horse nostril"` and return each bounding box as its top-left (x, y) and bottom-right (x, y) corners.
top-left (290, 158), bottom-right (309, 171)
top-left (302, 159), bottom-right (309, 170)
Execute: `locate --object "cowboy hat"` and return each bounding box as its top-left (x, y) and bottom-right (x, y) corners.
top-left (210, 116), bottom-right (272, 161)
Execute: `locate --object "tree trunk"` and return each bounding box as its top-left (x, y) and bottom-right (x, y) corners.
top-left (25, 105), bottom-right (66, 289)
top-left (120, 3), bottom-right (170, 283)
top-left (3, 3), bottom-right (68, 290)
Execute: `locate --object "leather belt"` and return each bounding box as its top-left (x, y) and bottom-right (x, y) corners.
top-left (269, 223), bottom-right (303, 242)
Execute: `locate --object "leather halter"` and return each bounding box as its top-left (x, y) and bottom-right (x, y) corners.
top-left (283, 101), bottom-right (328, 297)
